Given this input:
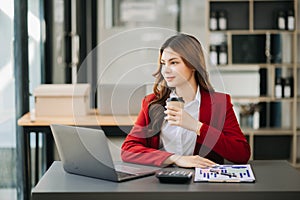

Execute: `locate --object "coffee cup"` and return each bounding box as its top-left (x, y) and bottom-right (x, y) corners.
top-left (166, 96), bottom-right (185, 109)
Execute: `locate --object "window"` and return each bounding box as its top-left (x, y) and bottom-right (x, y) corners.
top-left (0, 1), bottom-right (17, 199)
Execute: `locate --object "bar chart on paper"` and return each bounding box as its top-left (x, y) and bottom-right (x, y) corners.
top-left (194, 164), bottom-right (256, 183)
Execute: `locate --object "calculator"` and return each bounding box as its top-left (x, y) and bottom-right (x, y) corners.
top-left (155, 170), bottom-right (193, 183)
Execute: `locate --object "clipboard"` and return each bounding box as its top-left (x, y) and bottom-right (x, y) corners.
top-left (194, 164), bottom-right (256, 183)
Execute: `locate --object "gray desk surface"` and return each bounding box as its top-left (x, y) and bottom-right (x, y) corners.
top-left (32, 160), bottom-right (300, 200)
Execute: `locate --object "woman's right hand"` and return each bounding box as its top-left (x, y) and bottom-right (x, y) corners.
top-left (164, 155), bottom-right (216, 168)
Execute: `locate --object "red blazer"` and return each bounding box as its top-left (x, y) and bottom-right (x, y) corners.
top-left (121, 89), bottom-right (251, 166)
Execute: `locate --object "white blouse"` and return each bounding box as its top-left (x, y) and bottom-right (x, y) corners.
top-left (160, 87), bottom-right (201, 155)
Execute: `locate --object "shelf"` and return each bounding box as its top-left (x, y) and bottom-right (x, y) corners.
top-left (294, 163), bottom-right (300, 168)
top-left (253, 0), bottom-right (294, 30)
top-left (210, 30), bottom-right (296, 35)
top-left (242, 128), bottom-right (294, 135)
top-left (209, 0), bottom-right (295, 31)
top-left (210, 1), bottom-right (249, 30)
top-left (232, 96), bottom-right (294, 103)
top-left (214, 63), bottom-right (294, 69)
top-left (208, 0), bottom-right (298, 167)
top-left (259, 63), bottom-right (295, 68)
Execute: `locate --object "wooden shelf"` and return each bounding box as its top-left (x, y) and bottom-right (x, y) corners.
top-left (261, 63), bottom-right (295, 68)
top-left (207, 0), bottom-right (299, 167)
top-left (212, 63), bottom-right (294, 71)
top-left (232, 96), bottom-right (294, 103)
top-left (210, 30), bottom-right (296, 34)
top-left (294, 163), bottom-right (300, 168)
top-left (17, 109), bottom-right (137, 127)
top-left (242, 128), bottom-right (294, 136)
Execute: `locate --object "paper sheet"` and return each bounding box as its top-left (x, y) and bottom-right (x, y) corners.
top-left (194, 164), bottom-right (255, 183)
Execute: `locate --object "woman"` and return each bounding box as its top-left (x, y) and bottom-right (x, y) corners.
top-left (121, 33), bottom-right (250, 168)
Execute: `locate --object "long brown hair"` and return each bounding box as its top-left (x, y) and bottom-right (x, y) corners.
top-left (147, 33), bottom-right (215, 134)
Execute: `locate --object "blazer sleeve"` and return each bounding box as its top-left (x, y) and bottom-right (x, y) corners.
top-left (197, 94), bottom-right (251, 164)
top-left (121, 96), bottom-right (173, 166)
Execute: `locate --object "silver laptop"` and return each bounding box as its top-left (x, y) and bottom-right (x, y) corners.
top-left (98, 84), bottom-right (146, 115)
top-left (50, 124), bottom-right (159, 182)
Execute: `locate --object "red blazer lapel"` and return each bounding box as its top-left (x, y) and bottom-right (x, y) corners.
top-left (199, 89), bottom-right (213, 124)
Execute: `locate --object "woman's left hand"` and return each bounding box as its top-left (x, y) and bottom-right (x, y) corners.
top-left (164, 105), bottom-right (201, 133)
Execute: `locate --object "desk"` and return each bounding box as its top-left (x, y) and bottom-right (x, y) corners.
top-left (32, 160), bottom-right (300, 200)
top-left (18, 109), bottom-right (137, 200)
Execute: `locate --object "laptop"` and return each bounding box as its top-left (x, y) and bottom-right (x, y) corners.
top-left (50, 124), bottom-right (159, 182)
top-left (98, 84), bottom-right (146, 115)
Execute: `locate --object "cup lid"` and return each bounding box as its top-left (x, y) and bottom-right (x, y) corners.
top-left (166, 96), bottom-right (185, 103)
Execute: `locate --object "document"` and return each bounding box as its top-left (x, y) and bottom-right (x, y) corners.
top-left (194, 164), bottom-right (255, 183)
